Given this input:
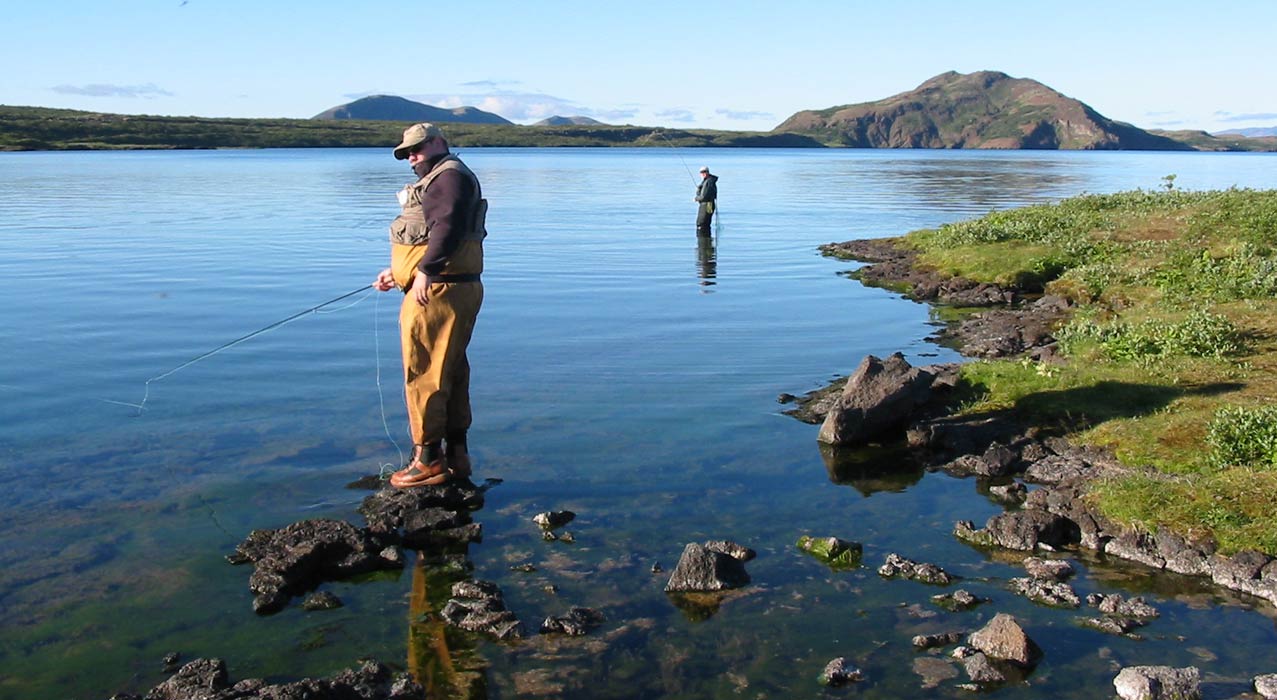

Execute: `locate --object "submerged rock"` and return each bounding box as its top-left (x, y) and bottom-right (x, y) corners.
top-left (109, 657), bottom-right (420, 700)
top-left (796, 535), bottom-right (862, 568)
top-left (1086, 593), bottom-right (1159, 620)
top-left (664, 541), bottom-right (754, 592)
top-left (912, 631), bottom-right (965, 650)
top-left (1023, 556), bottom-right (1075, 582)
top-left (820, 657), bottom-right (864, 686)
top-left (533, 510), bottom-right (576, 530)
top-left (440, 580), bottom-right (524, 641)
top-left (1010, 576), bottom-right (1080, 608)
top-left (540, 607), bottom-right (605, 636)
top-left (931, 589), bottom-right (987, 612)
top-left (878, 553), bottom-right (955, 585)
top-left (302, 591), bottom-right (343, 611)
top-left (1113, 665), bottom-right (1200, 700)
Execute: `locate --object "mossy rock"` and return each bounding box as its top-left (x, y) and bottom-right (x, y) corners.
top-left (797, 536), bottom-right (863, 569)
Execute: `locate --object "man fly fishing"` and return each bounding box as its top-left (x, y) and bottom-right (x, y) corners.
top-left (373, 123), bottom-right (487, 489)
top-left (694, 166), bottom-right (718, 234)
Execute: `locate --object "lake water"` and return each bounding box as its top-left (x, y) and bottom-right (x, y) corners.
top-left (2, 147), bottom-right (1276, 699)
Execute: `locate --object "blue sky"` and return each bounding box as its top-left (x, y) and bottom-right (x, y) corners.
top-left (3, 0), bottom-right (1274, 133)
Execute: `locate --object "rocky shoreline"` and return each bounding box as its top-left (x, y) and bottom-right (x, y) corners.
top-left (107, 235), bottom-right (1277, 699)
top-left (807, 237), bottom-right (1277, 609)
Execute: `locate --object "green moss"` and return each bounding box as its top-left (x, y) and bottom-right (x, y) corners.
top-left (905, 187), bottom-right (1277, 554)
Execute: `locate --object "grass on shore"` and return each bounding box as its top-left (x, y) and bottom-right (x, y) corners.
top-left (899, 183), bottom-right (1277, 554)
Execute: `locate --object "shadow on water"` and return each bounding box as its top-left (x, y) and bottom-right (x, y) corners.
top-left (818, 442), bottom-right (926, 497)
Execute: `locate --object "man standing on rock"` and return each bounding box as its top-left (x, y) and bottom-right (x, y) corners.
top-left (373, 123), bottom-right (487, 488)
top-left (694, 166), bottom-right (718, 234)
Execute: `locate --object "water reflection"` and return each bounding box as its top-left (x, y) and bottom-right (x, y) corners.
top-left (407, 554), bottom-right (489, 698)
top-left (818, 442), bottom-right (926, 497)
top-left (695, 233), bottom-right (717, 291)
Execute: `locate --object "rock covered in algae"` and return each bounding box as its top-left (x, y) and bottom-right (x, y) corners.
top-left (796, 535), bottom-right (862, 568)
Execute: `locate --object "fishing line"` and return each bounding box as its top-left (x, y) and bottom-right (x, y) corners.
top-left (654, 128), bottom-right (724, 237)
top-left (134, 285), bottom-right (373, 414)
top-left (654, 129), bottom-right (698, 185)
top-left (373, 289), bottom-right (407, 479)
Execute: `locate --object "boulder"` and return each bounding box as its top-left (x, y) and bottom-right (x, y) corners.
top-left (818, 353), bottom-right (938, 446)
top-left (665, 541), bottom-right (753, 592)
top-left (954, 509), bottom-right (1080, 551)
top-left (231, 518), bottom-right (402, 615)
top-left (968, 613), bottom-right (1039, 667)
top-left (1113, 665), bottom-right (1200, 700)
top-left (358, 481), bottom-right (484, 537)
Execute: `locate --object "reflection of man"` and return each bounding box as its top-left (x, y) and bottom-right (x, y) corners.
top-left (696, 235), bottom-right (717, 289)
top-left (694, 166), bottom-right (718, 234)
top-left (373, 123), bottom-right (487, 489)
top-left (407, 556), bottom-right (487, 698)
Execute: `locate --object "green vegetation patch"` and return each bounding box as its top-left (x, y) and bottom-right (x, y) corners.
top-left (900, 184), bottom-right (1277, 554)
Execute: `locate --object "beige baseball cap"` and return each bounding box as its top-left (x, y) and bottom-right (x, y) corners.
top-left (393, 122), bottom-right (445, 160)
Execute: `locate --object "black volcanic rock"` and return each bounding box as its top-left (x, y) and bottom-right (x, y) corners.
top-left (313, 95), bottom-right (512, 124)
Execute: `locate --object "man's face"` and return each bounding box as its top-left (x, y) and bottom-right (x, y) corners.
top-left (407, 137), bottom-right (445, 166)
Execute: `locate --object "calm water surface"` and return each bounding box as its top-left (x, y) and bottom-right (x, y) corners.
top-left (2, 148), bottom-right (1276, 699)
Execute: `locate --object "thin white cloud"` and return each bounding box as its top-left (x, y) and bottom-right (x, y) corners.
top-left (656, 109), bottom-right (695, 123)
top-left (716, 108), bottom-right (772, 122)
top-left (51, 83), bottom-right (173, 98)
top-left (1218, 112), bottom-right (1277, 123)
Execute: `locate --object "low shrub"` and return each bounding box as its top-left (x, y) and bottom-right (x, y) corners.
top-left (1207, 406), bottom-right (1277, 470)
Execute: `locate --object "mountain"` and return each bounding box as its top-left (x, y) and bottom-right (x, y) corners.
top-left (534, 115), bottom-right (606, 126)
top-left (313, 95), bottom-right (512, 124)
top-left (1216, 126), bottom-right (1277, 138)
top-left (774, 71), bottom-right (1188, 150)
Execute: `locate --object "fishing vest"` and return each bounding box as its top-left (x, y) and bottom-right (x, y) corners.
top-left (389, 155), bottom-right (487, 288)
top-left (389, 155), bottom-right (488, 246)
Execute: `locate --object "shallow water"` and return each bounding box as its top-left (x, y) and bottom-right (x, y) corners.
top-left (2, 147), bottom-right (1276, 699)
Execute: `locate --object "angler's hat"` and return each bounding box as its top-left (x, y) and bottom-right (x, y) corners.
top-left (699, 166), bottom-right (709, 173)
top-left (393, 122), bottom-right (445, 160)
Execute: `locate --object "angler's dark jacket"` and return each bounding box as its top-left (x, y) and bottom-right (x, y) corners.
top-left (695, 174), bottom-right (718, 203)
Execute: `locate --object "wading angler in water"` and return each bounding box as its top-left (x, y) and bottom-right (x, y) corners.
top-left (694, 165), bottom-right (718, 234)
top-left (373, 123), bottom-right (488, 488)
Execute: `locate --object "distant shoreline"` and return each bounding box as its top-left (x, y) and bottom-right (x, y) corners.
top-left (4, 105), bottom-right (1276, 153)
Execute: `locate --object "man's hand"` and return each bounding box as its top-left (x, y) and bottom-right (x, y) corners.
top-left (410, 273), bottom-right (430, 306)
top-left (373, 268), bottom-right (395, 292)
